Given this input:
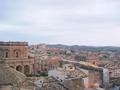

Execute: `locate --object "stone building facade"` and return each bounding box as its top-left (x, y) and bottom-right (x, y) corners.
top-left (0, 42), bottom-right (35, 75)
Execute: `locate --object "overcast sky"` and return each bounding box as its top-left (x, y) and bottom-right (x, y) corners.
top-left (0, 0), bottom-right (120, 46)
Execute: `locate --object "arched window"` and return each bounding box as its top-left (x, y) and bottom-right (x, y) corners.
top-left (5, 51), bottom-right (8, 58)
top-left (5, 50), bottom-right (9, 58)
top-left (16, 51), bottom-right (19, 57)
top-left (16, 65), bottom-right (22, 72)
top-left (14, 49), bottom-right (21, 58)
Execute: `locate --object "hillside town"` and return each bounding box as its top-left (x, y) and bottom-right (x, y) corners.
top-left (1, 0), bottom-right (120, 89)
top-left (0, 41), bottom-right (120, 90)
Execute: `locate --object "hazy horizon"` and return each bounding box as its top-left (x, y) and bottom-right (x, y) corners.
top-left (0, 0), bottom-right (120, 46)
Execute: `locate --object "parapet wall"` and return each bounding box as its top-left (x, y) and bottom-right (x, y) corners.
top-left (0, 41), bottom-right (28, 46)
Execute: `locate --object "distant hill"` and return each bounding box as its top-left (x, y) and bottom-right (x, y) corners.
top-left (48, 44), bottom-right (120, 53)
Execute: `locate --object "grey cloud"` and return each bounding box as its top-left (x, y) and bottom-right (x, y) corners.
top-left (0, 0), bottom-right (120, 45)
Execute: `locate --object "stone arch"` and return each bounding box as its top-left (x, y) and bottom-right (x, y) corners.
top-left (24, 65), bottom-right (30, 75)
top-left (16, 65), bottom-right (22, 72)
top-left (14, 49), bottom-right (21, 58)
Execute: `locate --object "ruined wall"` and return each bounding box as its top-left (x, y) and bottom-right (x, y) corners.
top-left (64, 78), bottom-right (84, 90)
top-left (88, 70), bottom-right (102, 88)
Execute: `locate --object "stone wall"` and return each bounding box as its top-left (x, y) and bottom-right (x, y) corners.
top-left (88, 70), bottom-right (102, 88)
top-left (0, 45), bottom-right (28, 59)
top-left (0, 85), bottom-right (12, 90)
top-left (64, 78), bottom-right (84, 90)
top-left (0, 42), bottom-right (35, 75)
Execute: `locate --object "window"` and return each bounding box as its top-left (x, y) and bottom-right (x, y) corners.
top-left (14, 49), bottom-right (21, 58)
top-left (16, 52), bottom-right (19, 57)
top-left (5, 51), bottom-right (8, 58)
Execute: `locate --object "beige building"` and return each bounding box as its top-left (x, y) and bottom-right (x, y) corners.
top-left (0, 42), bottom-right (35, 75)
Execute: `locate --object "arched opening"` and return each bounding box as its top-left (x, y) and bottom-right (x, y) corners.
top-left (4, 50), bottom-right (9, 58)
top-left (14, 49), bottom-right (21, 58)
top-left (16, 65), bottom-right (22, 72)
top-left (16, 52), bottom-right (19, 57)
top-left (5, 52), bottom-right (8, 58)
top-left (24, 65), bottom-right (30, 75)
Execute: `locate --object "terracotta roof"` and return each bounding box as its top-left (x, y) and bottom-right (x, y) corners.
top-left (104, 61), bottom-right (120, 70)
top-left (50, 56), bottom-right (61, 64)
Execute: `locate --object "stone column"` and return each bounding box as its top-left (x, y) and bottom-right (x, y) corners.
top-left (29, 65), bottom-right (32, 74)
top-left (22, 65), bottom-right (24, 74)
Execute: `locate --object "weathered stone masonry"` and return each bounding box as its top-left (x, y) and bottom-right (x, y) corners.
top-left (0, 42), bottom-right (35, 75)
